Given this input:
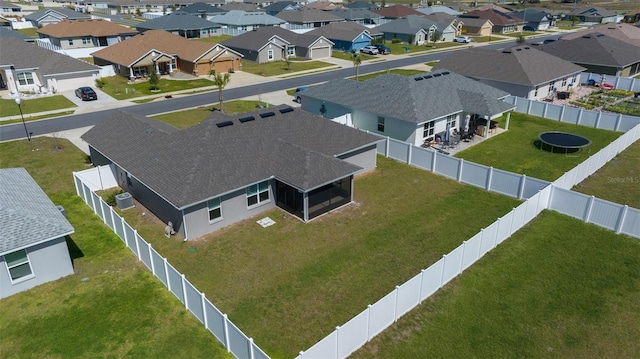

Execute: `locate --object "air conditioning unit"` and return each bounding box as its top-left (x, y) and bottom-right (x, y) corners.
top-left (115, 192), bottom-right (134, 210)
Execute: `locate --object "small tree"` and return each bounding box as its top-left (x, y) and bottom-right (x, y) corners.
top-left (210, 70), bottom-right (231, 112)
top-left (148, 67), bottom-right (160, 91)
top-left (430, 30), bottom-right (442, 43)
top-left (284, 53), bottom-right (292, 70)
top-left (351, 52), bottom-right (362, 81)
top-left (516, 34), bottom-right (526, 45)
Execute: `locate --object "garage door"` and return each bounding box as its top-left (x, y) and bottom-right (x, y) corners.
top-left (53, 76), bottom-right (96, 92)
top-left (214, 59), bottom-right (235, 74)
top-left (310, 46), bottom-right (331, 59)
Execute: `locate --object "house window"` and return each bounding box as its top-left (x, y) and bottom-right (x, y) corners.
top-left (534, 86), bottom-right (539, 97)
top-left (4, 249), bottom-right (34, 282)
top-left (572, 75), bottom-right (577, 84)
top-left (82, 37), bottom-right (91, 45)
top-left (16, 72), bottom-right (35, 86)
top-left (287, 46), bottom-right (295, 57)
top-left (126, 172), bottom-right (133, 187)
top-left (69, 38), bottom-right (74, 46)
top-left (247, 180), bottom-right (269, 207)
top-left (561, 77), bottom-right (567, 87)
top-left (548, 80), bottom-right (556, 93)
top-left (208, 198), bottom-right (222, 222)
top-left (446, 115), bottom-right (456, 129)
top-left (267, 49), bottom-right (274, 61)
top-left (377, 116), bottom-right (385, 132)
top-left (423, 120), bottom-right (435, 138)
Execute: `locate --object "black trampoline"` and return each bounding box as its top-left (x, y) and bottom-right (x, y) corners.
top-left (538, 131), bottom-right (592, 156)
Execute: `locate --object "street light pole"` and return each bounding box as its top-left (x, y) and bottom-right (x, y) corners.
top-left (14, 98), bottom-right (32, 141)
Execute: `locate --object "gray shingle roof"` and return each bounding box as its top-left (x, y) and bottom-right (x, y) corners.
top-left (25, 8), bottom-right (90, 22)
top-left (0, 27), bottom-right (32, 41)
top-left (433, 46), bottom-right (585, 87)
top-left (180, 2), bottom-right (227, 15)
top-left (208, 10), bottom-right (285, 26)
top-left (0, 37), bottom-right (99, 76)
top-left (300, 71), bottom-right (514, 124)
top-left (536, 34), bottom-right (640, 68)
top-left (374, 15), bottom-right (438, 35)
top-left (306, 21), bottom-right (380, 42)
top-left (275, 9), bottom-right (344, 23)
top-left (221, 26), bottom-right (331, 51)
top-left (81, 106), bottom-right (380, 209)
top-left (136, 12), bottom-right (221, 31)
top-left (328, 8), bottom-right (383, 21)
top-left (0, 168), bottom-right (74, 255)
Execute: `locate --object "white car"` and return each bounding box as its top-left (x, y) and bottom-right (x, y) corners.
top-left (360, 45), bottom-right (379, 55)
top-left (454, 36), bottom-right (471, 43)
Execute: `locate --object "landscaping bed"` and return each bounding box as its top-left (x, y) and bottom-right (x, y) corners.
top-left (570, 89), bottom-right (634, 110)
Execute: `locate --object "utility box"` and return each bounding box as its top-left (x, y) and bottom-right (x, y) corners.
top-left (57, 205), bottom-right (66, 218)
top-left (115, 192), bottom-right (134, 210)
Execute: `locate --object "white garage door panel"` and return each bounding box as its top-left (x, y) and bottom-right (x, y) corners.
top-left (54, 76), bottom-right (96, 92)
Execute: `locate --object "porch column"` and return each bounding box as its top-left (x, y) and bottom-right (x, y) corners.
top-left (485, 116), bottom-right (490, 138)
top-left (128, 67), bottom-right (134, 80)
top-left (505, 112), bottom-right (511, 130)
top-left (169, 60), bottom-right (174, 73)
top-left (155, 62), bottom-right (160, 75)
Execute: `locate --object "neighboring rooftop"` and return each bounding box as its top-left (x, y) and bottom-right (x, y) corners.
top-left (0, 36), bottom-right (99, 74)
top-left (37, 19), bottom-right (138, 38)
top-left (559, 23), bottom-right (640, 47)
top-left (535, 33), bottom-right (640, 68)
top-left (0, 168), bottom-right (74, 255)
top-left (136, 11), bottom-right (220, 31)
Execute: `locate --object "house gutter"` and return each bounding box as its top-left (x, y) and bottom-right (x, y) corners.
top-left (0, 230), bottom-right (75, 257)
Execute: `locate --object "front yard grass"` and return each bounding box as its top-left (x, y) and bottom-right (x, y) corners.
top-left (152, 100), bottom-right (268, 128)
top-left (116, 156), bottom-right (521, 357)
top-left (455, 112), bottom-right (621, 181)
top-left (0, 137), bottom-right (230, 359)
top-left (98, 76), bottom-right (215, 100)
top-left (331, 51), bottom-right (376, 61)
top-left (352, 210), bottom-right (640, 357)
top-left (572, 139), bottom-right (640, 208)
top-left (0, 96), bottom-right (76, 117)
top-left (240, 60), bottom-right (335, 77)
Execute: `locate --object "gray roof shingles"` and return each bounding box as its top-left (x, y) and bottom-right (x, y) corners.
top-left (537, 34), bottom-right (640, 68)
top-left (221, 26), bottom-right (329, 51)
top-left (300, 71), bottom-right (513, 124)
top-left (82, 106), bottom-right (380, 209)
top-left (0, 168), bottom-right (74, 255)
top-left (374, 15), bottom-right (438, 35)
top-left (136, 12), bottom-right (221, 31)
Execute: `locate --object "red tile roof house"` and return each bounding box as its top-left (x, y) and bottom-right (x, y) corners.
top-left (91, 30), bottom-right (242, 80)
top-left (81, 106), bottom-right (381, 239)
top-left (37, 19), bottom-right (138, 50)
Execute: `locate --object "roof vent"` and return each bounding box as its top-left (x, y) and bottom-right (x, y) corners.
top-left (239, 116), bottom-right (255, 123)
top-left (502, 50), bottom-right (512, 54)
top-left (216, 121), bottom-right (234, 128)
top-left (516, 48), bottom-right (522, 51)
top-left (259, 111), bottom-right (275, 118)
top-left (423, 75), bottom-right (433, 79)
top-left (279, 107), bottom-right (294, 114)
top-left (596, 34), bottom-right (604, 37)
top-left (582, 35), bottom-right (591, 39)
top-left (414, 77), bottom-right (424, 81)
top-left (433, 73), bottom-right (442, 77)
top-left (524, 46), bottom-right (530, 49)
top-left (441, 71), bottom-right (450, 75)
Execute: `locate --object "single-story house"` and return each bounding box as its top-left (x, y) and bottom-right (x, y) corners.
top-left (304, 1), bottom-right (339, 11)
top-left (276, 8), bottom-right (344, 30)
top-left (25, 8), bottom-right (91, 27)
top-left (344, 1), bottom-right (380, 11)
top-left (569, 6), bottom-right (619, 24)
top-left (307, 21), bottom-right (379, 53)
top-left (0, 37), bottom-right (100, 95)
top-left (433, 46), bottom-right (585, 100)
top-left (558, 23), bottom-right (640, 47)
top-left (180, 2), bottom-right (227, 19)
top-left (511, 9), bottom-right (551, 31)
top-left (371, 4), bottom-right (425, 25)
top-left (221, 26), bottom-right (333, 63)
top-left (329, 8), bottom-right (383, 26)
top-left (0, 168), bottom-right (75, 299)
top-left (264, 1), bottom-right (301, 16)
top-left (92, 30), bottom-right (242, 79)
top-left (37, 19), bottom-right (138, 49)
top-left (81, 106), bottom-right (381, 239)
top-left (219, 2), bottom-right (261, 12)
top-left (424, 12), bottom-right (463, 37)
top-left (459, 9), bottom-right (525, 33)
top-left (299, 70), bottom-right (516, 146)
top-left (0, 26), bottom-right (35, 42)
top-left (374, 15), bottom-right (438, 44)
top-left (0, 1), bottom-right (22, 17)
top-left (459, 17), bottom-right (493, 36)
top-left (208, 10), bottom-right (286, 36)
top-left (417, 5), bottom-right (462, 16)
top-left (135, 11), bottom-right (222, 38)
top-left (534, 33), bottom-right (640, 77)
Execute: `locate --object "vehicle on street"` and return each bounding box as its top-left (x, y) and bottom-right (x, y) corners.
top-left (375, 44), bottom-right (391, 55)
top-left (75, 87), bottom-right (98, 101)
top-left (295, 86), bottom-right (308, 103)
top-left (453, 36), bottom-right (471, 43)
top-left (360, 45), bottom-right (379, 55)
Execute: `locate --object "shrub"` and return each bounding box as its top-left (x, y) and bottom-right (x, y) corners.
top-left (391, 38), bottom-right (402, 44)
top-left (95, 78), bottom-right (107, 89)
top-left (103, 188), bottom-right (125, 207)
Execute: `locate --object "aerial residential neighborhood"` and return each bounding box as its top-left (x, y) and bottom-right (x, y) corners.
top-left (1, 1), bottom-right (640, 358)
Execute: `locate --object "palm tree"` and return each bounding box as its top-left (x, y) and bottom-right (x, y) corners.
top-left (210, 70), bottom-right (231, 112)
top-left (351, 52), bottom-right (362, 81)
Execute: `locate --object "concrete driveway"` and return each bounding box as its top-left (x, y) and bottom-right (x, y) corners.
top-left (61, 87), bottom-right (120, 113)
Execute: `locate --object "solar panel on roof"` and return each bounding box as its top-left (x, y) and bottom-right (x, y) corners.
top-left (414, 77), bottom-right (424, 81)
top-left (259, 112), bottom-right (275, 118)
top-left (216, 121), bottom-right (234, 128)
top-left (239, 116), bottom-right (255, 123)
top-left (279, 107), bottom-right (294, 114)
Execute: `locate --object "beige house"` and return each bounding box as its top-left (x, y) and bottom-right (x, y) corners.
top-left (92, 30), bottom-right (242, 79)
top-left (460, 18), bottom-right (493, 36)
top-left (37, 19), bottom-right (138, 49)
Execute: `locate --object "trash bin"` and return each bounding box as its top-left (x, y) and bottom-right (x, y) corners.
top-left (405, 46), bottom-right (410, 53)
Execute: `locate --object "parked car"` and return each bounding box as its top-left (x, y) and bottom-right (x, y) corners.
top-left (360, 45), bottom-right (379, 55)
top-left (523, 25), bottom-right (535, 31)
top-left (295, 86), bottom-right (308, 103)
top-left (374, 44), bottom-right (391, 55)
top-left (75, 87), bottom-right (97, 101)
top-left (453, 36), bottom-right (471, 43)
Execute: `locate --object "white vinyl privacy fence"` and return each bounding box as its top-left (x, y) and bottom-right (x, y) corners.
top-left (72, 167), bottom-right (269, 359)
top-left (582, 72), bottom-right (640, 93)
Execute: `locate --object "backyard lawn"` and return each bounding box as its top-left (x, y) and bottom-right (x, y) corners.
top-left (352, 210), bottom-right (640, 358)
top-left (113, 156), bottom-right (520, 357)
top-left (0, 137), bottom-right (230, 359)
top-left (152, 100), bottom-right (268, 128)
top-left (240, 60), bottom-right (336, 77)
top-left (97, 76), bottom-right (215, 100)
top-left (0, 96), bottom-right (76, 118)
top-left (455, 112), bottom-right (622, 181)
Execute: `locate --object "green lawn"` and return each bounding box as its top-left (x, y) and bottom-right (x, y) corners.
top-left (353, 69), bottom-right (426, 82)
top-left (331, 51), bottom-right (376, 61)
top-left (572, 139), bottom-right (640, 208)
top-left (503, 31), bottom-right (537, 38)
top-left (0, 96), bottom-right (76, 117)
top-left (240, 60), bottom-right (335, 77)
top-left (152, 100), bottom-right (268, 128)
top-left (0, 137), bottom-right (231, 359)
top-left (114, 156), bottom-right (520, 358)
top-left (455, 112), bottom-right (622, 181)
top-left (352, 210), bottom-right (640, 358)
top-left (194, 34), bottom-right (234, 43)
top-left (16, 27), bottom-right (38, 37)
top-left (98, 76), bottom-right (215, 100)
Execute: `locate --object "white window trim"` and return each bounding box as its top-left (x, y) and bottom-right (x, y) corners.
top-left (207, 198), bottom-right (222, 223)
top-left (17, 72), bottom-right (35, 86)
top-left (267, 49), bottom-right (274, 61)
top-left (246, 181), bottom-right (270, 208)
top-left (4, 249), bottom-right (35, 284)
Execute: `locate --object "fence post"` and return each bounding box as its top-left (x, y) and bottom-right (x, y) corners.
top-left (630, 78), bottom-right (636, 92)
top-left (431, 151), bottom-right (437, 172)
top-left (181, 274), bottom-right (188, 309)
top-left (595, 111), bottom-right (602, 129)
top-left (148, 242), bottom-right (155, 276)
top-left (559, 105), bottom-right (565, 123)
top-left (72, 174), bottom-right (80, 197)
top-left (248, 338), bottom-right (255, 359)
top-left (518, 174), bottom-right (527, 199)
top-left (164, 257), bottom-right (170, 291)
top-left (543, 102), bottom-right (548, 118)
top-left (615, 205), bottom-right (629, 234)
top-left (584, 196), bottom-right (595, 222)
top-left (486, 167), bottom-right (493, 191)
top-left (134, 230), bottom-right (141, 260)
top-left (418, 269), bottom-right (426, 303)
top-left (459, 241), bottom-right (466, 274)
top-left (393, 286), bottom-right (400, 321)
top-left (201, 292), bottom-right (208, 329)
top-left (335, 326), bottom-right (340, 358)
top-left (526, 98), bottom-right (532, 115)
top-left (385, 136), bottom-right (390, 158)
top-left (614, 75), bottom-right (620, 89)
top-left (577, 108), bottom-right (583, 125)
top-left (407, 143), bottom-right (413, 165)
top-left (614, 114), bottom-right (622, 132)
top-left (457, 158), bottom-right (464, 182)
top-left (223, 314), bottom-right (231, 351)
top-left (492, 219), bottom-right (500, 248)
top-left (439, 254), bottom-right (446, 286)
top-left (508, 207), bottom-right (517, 236)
